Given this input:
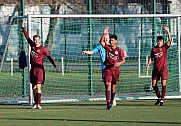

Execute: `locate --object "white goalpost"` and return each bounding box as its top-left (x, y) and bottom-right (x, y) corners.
top-left (26, 14), bottom-right (181, 105)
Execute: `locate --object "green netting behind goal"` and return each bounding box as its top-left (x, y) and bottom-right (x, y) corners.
top-left (0, 14), bottom-right (180, 104)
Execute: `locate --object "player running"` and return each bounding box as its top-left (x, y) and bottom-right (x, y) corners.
top-left (100, 26), bottom-right (127, 110)
top-left (21, 20), bottom-right (60, 109)
top-left (146, 25), bottom-right (172, 106)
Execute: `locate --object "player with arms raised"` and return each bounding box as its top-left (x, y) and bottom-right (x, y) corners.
top-left (82, 32), bottom-right (117, 106)
top-left (146, 25), bottom-right (172, 106)
top-left (100, 26), bottom-right (127, 110)
top-left (22, 20), bottom-right (59, 109)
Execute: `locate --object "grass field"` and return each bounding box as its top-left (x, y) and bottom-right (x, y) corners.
top-left (0, 99), bottom-right (181, 126)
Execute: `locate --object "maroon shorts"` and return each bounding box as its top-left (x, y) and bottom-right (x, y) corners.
top-left (152, 67), bottom-right (168, 80)
top-left (104, 67), bottom-right (120, 84)
top-left (30, 67), bottom-right (45, 84)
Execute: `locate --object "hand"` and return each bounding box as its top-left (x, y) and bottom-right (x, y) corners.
top-left (146, 65), bottom-right (150, 71)
top-left (104, 26), bottom-right (109, 34)
top-left (55, 67), bottom-right (60, 73)
top-left (163, 25), bottom-right (169, 32)
top-left (22, 20), bottom-right (25, 28)
top-left (114, 62), bottom-right (120, 68)
top-left (82, 51), bottom-right (86, 54)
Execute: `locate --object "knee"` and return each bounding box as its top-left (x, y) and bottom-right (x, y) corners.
top-left (152, 85), bottom-right (156, 88)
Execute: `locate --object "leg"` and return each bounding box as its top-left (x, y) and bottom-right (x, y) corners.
top-left (152, 80), bottom-right (161, 98)
top-left (36, 84), bottom-right (42, 109)
top-left (113, 93), bottom-right (117, 106)
top-left (160, 80), bottom-right (167, 106)
top-left (105, 82), bottom-right (111, 106)
top-left (32, 84), bottom-right (38, 109)
top-left (32, 84), bottom-right (37, 104)
top-left (161, 80), bottom-right (167, 100)
top-left (111, 84), bottom-right (116, 105)
top-left (160, 67), bottom-right (168, 106)
top-left (111, 68), bottom-right (119, 107)
top-left (152, 79), bottom-right (161, 105)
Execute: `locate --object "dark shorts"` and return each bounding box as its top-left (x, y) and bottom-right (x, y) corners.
top-left (30, 67), bottom-right (45, 84)
top-left (152, 67), bottom-right (168, 80)
top-left (104, 67), bottom-right (120, 84)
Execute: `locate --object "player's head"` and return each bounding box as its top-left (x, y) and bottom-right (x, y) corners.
top-left (157, 36), bottom-right (164, 47)
top-left (109, 34), bottom-right (118, 47)
top-left (104, 34), bottom-right (110, 44)
top-left (33, 35), bottom-right (41, 46)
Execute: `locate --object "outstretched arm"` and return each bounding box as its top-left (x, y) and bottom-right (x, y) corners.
top-left (164, 25), bottom-right (172, 47)
top-left (82, 51), bottom-right (94, 55)
top-left (47, 56), bottom-right (60, 73)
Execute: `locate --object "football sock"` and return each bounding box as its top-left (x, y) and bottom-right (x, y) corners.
top-left (161, 85), bottom-right (166, 101)
top-left (106, 90), bottom-right (110, 105)
top-left (34, 93), bottom-right (37, 104)
top-left (153, 85), bottom-right (161, 98)
top-left (110, 92), bottom-right (116, 104)
top-left (37, 93), bottom-right (41, 105)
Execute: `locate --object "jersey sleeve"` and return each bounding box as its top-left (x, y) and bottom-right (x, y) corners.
top-left (150, 48), bottom-right (154, 58)
top-left (43, 47), bottom-right (50, 56)
top-left (43, 47), bottom-right (56, 67)
top-left (119, 48), bottom-right (127, 59)
top-left (92, 45), bottom-right (101, 54)
top-left (22, 27), bottom-right (35, 47)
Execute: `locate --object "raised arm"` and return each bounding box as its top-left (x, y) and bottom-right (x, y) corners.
top-left (21, 20), bottom-right (35, 46)
top-left (100, 26), bottom-right (109, 47)
top-left (164, 25), bottom-right (172, 47)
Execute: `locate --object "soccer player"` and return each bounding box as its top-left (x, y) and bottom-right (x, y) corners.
top-left (146, 25), bottom-right (172, 106)
top-left (21, 20), bottom-right (60, 109)
top-left (100, 26), bottom-right (127, 110)
top-left (82, 33), bottom-right (117, 106)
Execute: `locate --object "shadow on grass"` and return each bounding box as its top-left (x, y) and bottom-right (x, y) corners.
top-left (0, 117), bottom-right (181, 125)
top-left (0, 99), bottom-right (180, 109)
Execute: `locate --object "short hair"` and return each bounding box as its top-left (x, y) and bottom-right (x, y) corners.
top-left (109, 34), bottom-right (118, 40)
top-left (33, 35), bottom-right (40, 41)
top-left (157, 36), bottom-right (164, 41)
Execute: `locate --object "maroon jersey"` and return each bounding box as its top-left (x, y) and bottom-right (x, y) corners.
top-left (30, 46), bottom-right (50, 67)
top-left (104, 43), bottom-right (126, 67)
top-left (22, 28), bottom-right (56, 68)
top-left (151, 44), bottom-right (169, 69)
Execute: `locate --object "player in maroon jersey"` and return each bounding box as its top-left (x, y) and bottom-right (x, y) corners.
top-left (100, 26), bottom-right (127, 110)
top-left (21, 20), bottom-right (60, 109)
top-left (146, 25), bottom-right (172, 106)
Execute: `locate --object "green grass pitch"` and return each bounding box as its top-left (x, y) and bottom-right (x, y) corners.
top-left (0, 99), bottom-right (181, 126)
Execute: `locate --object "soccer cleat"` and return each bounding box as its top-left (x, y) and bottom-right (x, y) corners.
top-left (32, 104), bottom-right (37, 109)
top-left (113, 100), bottom-right (117, 106)
top-left (154, 98), bottom-right (161, 105)
top-left (37, 105), bottom-right (42, 109)
top-left (160, 100), bottom-right (164, 106)
top-left (107, 104), bottom-right (113, 110)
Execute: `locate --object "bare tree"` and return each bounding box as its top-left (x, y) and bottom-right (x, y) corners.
top-left (0, 0), bottom-right (173, 52)
top-left (44, 0), bottom-right (61, 51)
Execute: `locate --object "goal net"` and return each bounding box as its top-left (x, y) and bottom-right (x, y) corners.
top-left (0, 14), bottom-right (180, 105)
